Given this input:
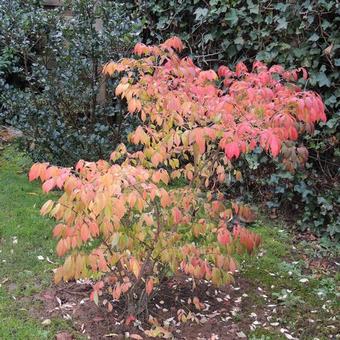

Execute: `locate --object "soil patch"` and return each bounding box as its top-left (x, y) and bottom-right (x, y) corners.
top-left (34, 275), bottom-right (270, 339)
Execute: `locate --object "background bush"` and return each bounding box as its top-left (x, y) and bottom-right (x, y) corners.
top-left (0, 0), bottom-right (339, 238)
top-left (131, 0), bottom-right (340, 238)
top-left (0, 0), bottom-right (141, 165)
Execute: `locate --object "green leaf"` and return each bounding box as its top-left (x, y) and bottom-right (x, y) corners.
top-left (247, 0), bottom-right (259, 14)
top-left (234, 36), bottom-right (244, 45)
top-left (316, 72), bottom-right (331, 87)
top-left (194, 7), bottom-right (209, 21)
top-left (308, 33), bottom-right (319, 42)
top-left (276, 18), bottom-right (288, 31)
top-left (225, 9), bottom-right (238, 27)
top-left (203, 33), bottom-right (214, 44)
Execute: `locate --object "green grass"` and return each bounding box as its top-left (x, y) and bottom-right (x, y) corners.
top-left (0, 145), bottom-right (338, 339)
top-left (0, 145), bottom-right (80, 339)
top-left (241, 221), bottom-right (339, 339)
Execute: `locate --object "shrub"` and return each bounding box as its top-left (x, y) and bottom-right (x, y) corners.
top-left (31, 161), bottom-right (260, 317)
top-left (30, 38), bottom-right (326, 320)
top-left (0, 0), bottom-right (141, 165)
top-left (225, 149), bottom-right (339, 239)
top-left (131, 0), bottom-right (340, 238)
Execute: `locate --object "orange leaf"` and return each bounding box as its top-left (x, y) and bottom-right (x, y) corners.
top-left (112, 284), bottom-right (122, 300)
top-left (144, 214), bottom-right (154, 226)
top-left (146, 278), bottom-right (154, 296)
top-left (28, 163), bottom-right (40, 182)
top-left (162, 36), bottom-right (184, 51)
top-left (80, 224), bottom-right (90, 242)
top-left (151, 153), bottom-right (163, 167)
top-left (89, 221), bottom-right (99, 236)
top-left (53, 224), bottom-right (64, 238)
top-left (194, 129), bottom-right (205, 154)
top-left (160, 190), bottom-right (171, 208)
top-left (56, 239), bottom-right (67, 257)
top-left (193, 296), bottom-right (204, 310)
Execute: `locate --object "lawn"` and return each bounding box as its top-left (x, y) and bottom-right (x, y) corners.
top-left (0, 145), bottom-right (338, 339)
top-left (0, 145), bottom-right (81, 339)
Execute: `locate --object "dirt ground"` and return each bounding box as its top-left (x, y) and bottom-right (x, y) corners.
top-left (35, 275), bottom-right (269, 339)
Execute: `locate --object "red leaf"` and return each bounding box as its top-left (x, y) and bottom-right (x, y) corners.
top-left (172, 207), bottom-right (182, 224)
top-left (218, 65), bottom-right (232, 78)
top-left (269, 135), bottom-right (281, 157)
top-left (217, 228), bottom-right (231, 246)
top-left (235, 62), bottom-right (248, 76)
top-left (162, 36), bottom-right (184, 51)
top-left (146, 278), bottom-right (154, 296)
top-left (42, 178), bottom-right (55, 193)
top-left (224, 141), bottom-right (240, 159)
top-left (125, 314), bottom-right (136, 326)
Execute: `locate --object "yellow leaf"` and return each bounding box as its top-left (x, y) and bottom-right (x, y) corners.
top-left (40, 200), bottom-right (54, 216)
top-left (130, 258), bottom-right (141, 279)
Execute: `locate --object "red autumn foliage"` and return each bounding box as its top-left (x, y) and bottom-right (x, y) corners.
top-left (30, 37), bottom-right (326, 321)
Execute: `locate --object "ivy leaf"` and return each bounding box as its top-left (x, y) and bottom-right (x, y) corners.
top-left (316, 72), bottom-right (331, 87)
top-left (225, 9), bottom-right (239, 27)
top-left (194, 7), bottom-right (209, 21)
top-left (308, 33), bottom-right (319, 42)
top-left (274, 3), bottom-right (289, 11)
top-left (276, 18), bottom-right (288, 31)
top-left (203, 33), bottom-right (214, 44)
top-left (247, 0), bottom-right (259, 14)
top-left (234, 36), bottom-right (244, 46)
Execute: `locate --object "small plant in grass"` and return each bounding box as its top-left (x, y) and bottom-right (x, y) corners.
top-left (30, 37), bottom-right (326, 321)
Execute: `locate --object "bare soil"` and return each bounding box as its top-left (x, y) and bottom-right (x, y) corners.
top-left (34, 275), bottom-right (268, 339)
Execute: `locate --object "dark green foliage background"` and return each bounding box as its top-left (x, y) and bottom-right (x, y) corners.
top-left (0, 0), bottom-right (141, 165)
top-left (132, 0), bottom-right (339, 238)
